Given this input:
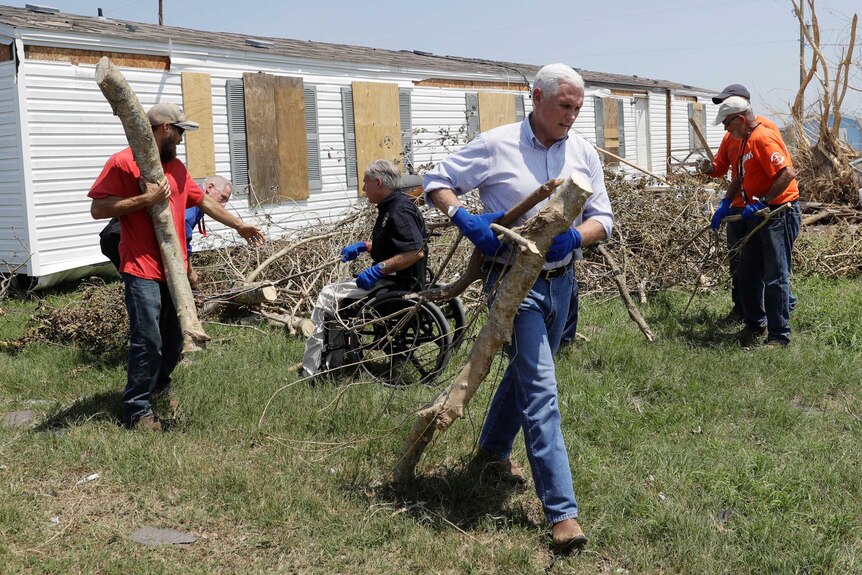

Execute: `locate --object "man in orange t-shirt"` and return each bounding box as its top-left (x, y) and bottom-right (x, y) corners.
top-left (709, 96), bottom-right (801, 347)
top-left (89, 103), bottom-right (265, 429)
top-left (698, 84), bottom-right (783, 322)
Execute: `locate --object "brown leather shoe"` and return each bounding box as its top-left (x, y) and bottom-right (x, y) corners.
top-left (473, 449), bottom-right (527, 485)
top-left (552, 519), bottom-right (588, 551)
top-left (132, 414), bottom-right (173, 432)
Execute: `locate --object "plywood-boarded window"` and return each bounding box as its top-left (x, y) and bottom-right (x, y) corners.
top-left (688, 102), bottom-right (707, 152)
top-left (341, 82), bottom-right (402, 192)
top-left (594, 97), bottom-right (626, 165)
top-left (478, 92), bottom-right (516, 132)
top-left (225, 73), bottom-right (320, 205)
top-left (466, 92), bottom-right (524, 139)
top-left (181, 72), bottom-right (215, 179)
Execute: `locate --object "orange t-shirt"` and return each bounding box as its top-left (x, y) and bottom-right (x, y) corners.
top-left (738, 125), bottom-right (799, 206)
top-left (710, 115), bottom-right (782, 207)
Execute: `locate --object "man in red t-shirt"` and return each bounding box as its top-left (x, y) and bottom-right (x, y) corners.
top-left (89, 103), bottom-right (265, 429)
top-left (697, 84), bottom-right (783, 322)
top-left (708, 96), bottom-right (801, 347)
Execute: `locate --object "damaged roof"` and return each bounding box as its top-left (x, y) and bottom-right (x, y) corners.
top-left (0, 4), bottom-right (711, 93)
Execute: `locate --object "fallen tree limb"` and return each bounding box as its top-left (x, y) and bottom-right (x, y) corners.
top-left (688, 117), bottom-right (715, 161)
top-left (594, 144), bottom-right (671, 186)
top-left (393, 174), bottom-right (592, 481)
top-left (247, 231), bottom-right (341, 283)
top-left (201, 281), bottom-right (278, 316)
top-left (593, 243), bottom-right (654, 342)
top-left (95, 56), bottom-right (208, 352)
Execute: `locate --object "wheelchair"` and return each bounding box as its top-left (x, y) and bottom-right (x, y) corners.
top-left (321, 266), bottom-right (467, 388)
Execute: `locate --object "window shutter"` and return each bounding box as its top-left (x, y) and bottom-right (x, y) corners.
top-left (341, 86), bottom-right (358, 188)
top-left (617, 99), bottom-right (626, 158)
top-left (305, 86), bottom-right (321, 192)
top-left (687, 102), bottom-right (707, 151)
top-left (226, 79), bottom-right (249, 194)
top-left (515, 95), bottom-right (525, 122)
top-left (399, 88), bottom-right (413, 173)
top-left (465, 92), bottom-right (479, 140)
top-left (593, 96), bottom-right (605, 148)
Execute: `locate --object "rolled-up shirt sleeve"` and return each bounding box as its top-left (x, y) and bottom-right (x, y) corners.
top-left (423, 135), bottom-right (492, 208)
top-left (578, 148), bottom-right (614, 240)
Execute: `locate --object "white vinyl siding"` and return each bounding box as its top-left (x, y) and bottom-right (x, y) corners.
top-left (0, 60), bottom-right (27, 267)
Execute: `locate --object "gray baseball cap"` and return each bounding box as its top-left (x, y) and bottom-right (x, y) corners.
top-left (147, 103), bottom-right (199, 131)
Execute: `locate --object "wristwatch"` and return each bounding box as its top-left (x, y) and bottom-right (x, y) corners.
top-left (378, 261), bottom-right (387, 273)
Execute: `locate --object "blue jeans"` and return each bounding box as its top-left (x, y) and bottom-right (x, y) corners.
top-left (560, 277), bottom-right (580, 345)
top-left (121, 273), bottom-right (183, 425)
top-left (480, 265), bottom-right (579, 524)
top-left (726, 202), bottom-right (801, 343)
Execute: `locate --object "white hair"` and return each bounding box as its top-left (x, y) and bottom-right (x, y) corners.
top-left (533, 63), bottom-right (584, 95)
top-left (364, 159), bottom-right (400, 190)
top-left (204, 175), bottom-right (232, 193)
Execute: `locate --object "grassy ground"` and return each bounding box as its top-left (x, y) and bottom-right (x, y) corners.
top-left (1, 276), bottom-right (861, 574)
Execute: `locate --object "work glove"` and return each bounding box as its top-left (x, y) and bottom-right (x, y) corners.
top-left (710, 198), bottom-right (734, 230)
top-left (696, 158), bottom-right (713, 174)
top-left (340, 241), bottom-right (369, 262)
top-left (356, 263), bottom-right (384, 290)
top-left (450, 208), bottom-right (506, 256)
top-left (546, 229), bottom-right (582, 262)
top-left (742, 200), bottom-right (768, 222)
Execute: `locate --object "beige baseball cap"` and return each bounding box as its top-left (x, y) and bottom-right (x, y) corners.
top-left (147, 103), bottom-right (199, 131)
top-left (714, 96), bottom-right (751, 126)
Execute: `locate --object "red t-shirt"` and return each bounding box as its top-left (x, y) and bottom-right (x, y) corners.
top-left (88, 148), bottom-right (204, 281)
top-left (710, 115), bottom-right (782, 207)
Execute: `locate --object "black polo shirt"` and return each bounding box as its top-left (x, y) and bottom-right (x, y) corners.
top-left (370, 191), bottom-right (427, 290)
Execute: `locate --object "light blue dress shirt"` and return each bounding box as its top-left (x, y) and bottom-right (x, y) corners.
top-left (424, 116), bottom-right (614, 265)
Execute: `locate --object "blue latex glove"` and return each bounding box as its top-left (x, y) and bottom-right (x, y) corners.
top-left (340, 241), bottom-right (368, 262)
top-left (450, 208), bottom-right (506, 256)
top-left (742, 200), bottom-right (768, 222)
top-left (710, 198), bottom-right (734, 230)
top-left (356, 263), bottom-right (384, 290)
top-left (546, 229), bottom-right (582, 262)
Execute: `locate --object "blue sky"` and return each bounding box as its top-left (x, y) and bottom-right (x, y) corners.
top-left (20, 0), bottom-right (862, 118)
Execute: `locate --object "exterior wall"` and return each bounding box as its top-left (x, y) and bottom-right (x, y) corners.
top-left (14, 33), bottom-right (716, 278)
top-left (648, 90), bottom-right (669, 176)
top-left (0, 58), bottom-right (27, 268)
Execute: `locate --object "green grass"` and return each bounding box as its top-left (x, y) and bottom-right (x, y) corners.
top-left (1, 276), bottom-right (861, 574)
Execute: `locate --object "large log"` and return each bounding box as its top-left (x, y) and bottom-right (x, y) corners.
top-left (95, 56), bottom-right (209, 352)
top-left (393, 174), bottom-right (592, 481)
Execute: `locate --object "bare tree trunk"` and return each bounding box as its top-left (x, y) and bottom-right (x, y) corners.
top-left (95, 56), bottom-right (208, 352)
top-left (393, 175), bottom-right (592, 481)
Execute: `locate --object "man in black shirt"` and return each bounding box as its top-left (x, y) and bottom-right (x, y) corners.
top-left (301, 160), bottom-right (427, 377)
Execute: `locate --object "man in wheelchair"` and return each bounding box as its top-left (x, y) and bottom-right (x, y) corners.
top-left (301, 160), bottom-right (428, 378)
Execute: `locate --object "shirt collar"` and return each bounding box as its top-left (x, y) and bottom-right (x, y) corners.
top-left (377, 190), bottom-right (401, 208)
top-left (521, 113), bottom-right (569, 150)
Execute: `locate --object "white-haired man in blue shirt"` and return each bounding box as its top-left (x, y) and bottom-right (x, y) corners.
top-left (424, 62), bottom-right (613, 551)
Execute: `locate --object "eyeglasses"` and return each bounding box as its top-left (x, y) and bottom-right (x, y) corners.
top-left (172, 125), bottom-right (185, 137)
top-left (722, 114), bottom-right (742, 127)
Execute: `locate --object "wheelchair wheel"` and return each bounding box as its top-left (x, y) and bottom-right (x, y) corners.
top-left (438, 297), bottom-right (467, 350)
top-left (349, 292), bottom-right (453, 387)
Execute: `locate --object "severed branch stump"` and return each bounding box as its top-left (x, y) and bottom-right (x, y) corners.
top-left (393, 175), bottom-right (592, 481)
top-left (95, 56), bottom-right (208, 352)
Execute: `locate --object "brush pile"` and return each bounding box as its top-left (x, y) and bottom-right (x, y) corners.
top-left (5, 169), bottom-right (862, 354)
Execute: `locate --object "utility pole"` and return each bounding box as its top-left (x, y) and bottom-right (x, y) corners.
top-left (799, 0), bottom-right (805, 88)
top-left (158, 0), bottom-right (163, 26)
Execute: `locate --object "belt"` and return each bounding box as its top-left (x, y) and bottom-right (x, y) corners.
top-left (484, 262), bottom-right (570, 280)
